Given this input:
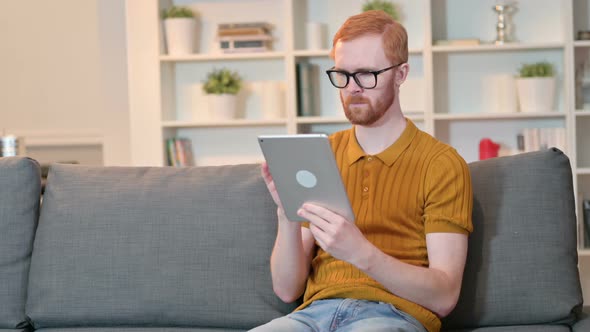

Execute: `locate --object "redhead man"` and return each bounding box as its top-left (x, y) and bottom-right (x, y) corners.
top-left (251, 10), bottom-right (473, 332)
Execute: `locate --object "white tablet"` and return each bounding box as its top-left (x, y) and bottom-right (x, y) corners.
top-left (258, 134), bottom-right (354, 222)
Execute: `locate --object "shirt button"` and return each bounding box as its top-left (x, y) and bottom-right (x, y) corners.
top-left (367, 156), bottom-right (373, 161)
top-left (364, 171), bottom-right (369, 177)
top-left (363, 187), bottom-right (369, 192)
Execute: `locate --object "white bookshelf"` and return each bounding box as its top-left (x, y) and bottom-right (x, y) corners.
top-left (126, 0), bottom-right (590, 302)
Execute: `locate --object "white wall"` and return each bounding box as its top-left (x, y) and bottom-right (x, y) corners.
top-left (0, 0), bottom-right (130, 166)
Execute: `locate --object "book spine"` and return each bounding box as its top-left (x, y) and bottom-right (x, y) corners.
top-left (175, 139), bottom-right (186, 166)
top-left (183, 139), bottom-right (195, 166)
top-left (218, 27), bottom-right (269, 36)
top-left (584, 200), bottom-right (590, 247)
top-left (166, 138), bottom-right (176, 167)
top-left (296, 62), bottom-right (315, 116)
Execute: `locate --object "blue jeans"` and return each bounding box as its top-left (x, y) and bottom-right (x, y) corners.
top-left (249, 298), bottom-right (427, 332)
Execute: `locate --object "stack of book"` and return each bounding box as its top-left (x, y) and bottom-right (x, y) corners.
top-left (166, 138), bottom-right (195, 167)
top-left (519, 127), bottom-right (566, 153)
top-left (217, 22), bottom-right (273, 53)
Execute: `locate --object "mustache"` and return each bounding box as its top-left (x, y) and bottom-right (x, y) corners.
top-left (346, 96), bottom-right (370, 104)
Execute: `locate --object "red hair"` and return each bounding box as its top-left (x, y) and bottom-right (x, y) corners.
top-left (330, 10), bottom-right (408, 65)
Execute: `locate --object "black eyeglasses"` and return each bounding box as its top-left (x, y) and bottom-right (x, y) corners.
top-left (326, 63), bottom-right (403, 89)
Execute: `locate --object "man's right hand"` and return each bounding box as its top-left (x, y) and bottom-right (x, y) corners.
top-left (261, 162), bottom-right (288, 217)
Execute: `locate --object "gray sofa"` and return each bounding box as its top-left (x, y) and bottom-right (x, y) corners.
top-left (0, 148), bottom-right (588, 331)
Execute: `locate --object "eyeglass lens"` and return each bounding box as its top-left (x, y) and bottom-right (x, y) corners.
top-left (328, 71), bottom-right (376, 89)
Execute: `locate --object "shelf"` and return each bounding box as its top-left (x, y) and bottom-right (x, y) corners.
top-left (579, 249), bottom-right (590, 257)
top-left (293, 48), bottom-right (423, 58)
top-left (433, 112), bottom-right (565, 121)
top-left (161, 119), bottom-right (287, 128)
top-left (432, 42), bottom-right (565, 53)
top-left (159, 52), bottom-right (286, 62)
top-left (296, 113), bottom-right (425, 125)
top-left (577, 168), bottom-right (590, 175)
top-left (574, 40), bottom-right (590, 48)
top-left (575, 110), bottom-right (590, 116)
top-left (296, 116), bottom-right (349, 124)
top-left (15, 132), bottom-right (104, 147)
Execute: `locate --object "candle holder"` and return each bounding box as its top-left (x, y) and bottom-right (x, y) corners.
top-left (493, 3), bottom-right (516, 45)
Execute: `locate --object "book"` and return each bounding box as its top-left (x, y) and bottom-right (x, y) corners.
top-left (218, 22), bottom-right (271, 30)
top-left (584, 200), bottom-right (590, 247)
top-left (218, 27), bottom-right (270, 36)
top-left (221, 46), bottom-right (269, 54)
top-left (217, 22), bottom-right (272, 36)
top-left (218, 34), bottom-right (273, 42)
top-left (296, 62), bottom-right (316, 117)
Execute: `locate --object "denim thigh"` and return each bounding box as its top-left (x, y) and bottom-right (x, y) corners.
top-left (249, 298), bottom-right (427, 332)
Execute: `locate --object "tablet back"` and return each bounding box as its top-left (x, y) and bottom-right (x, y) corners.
top-left (258, 134), bottom-right (354, 222)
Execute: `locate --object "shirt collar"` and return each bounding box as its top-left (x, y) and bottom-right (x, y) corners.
top-left (346, 118), bottom-right (418, 167)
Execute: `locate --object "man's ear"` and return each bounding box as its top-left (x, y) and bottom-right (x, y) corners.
top-left (396, 63), bottom-right (410, 86)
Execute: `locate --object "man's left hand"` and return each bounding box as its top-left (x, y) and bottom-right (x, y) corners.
top-left (297, 203), bottom-right (375, 269)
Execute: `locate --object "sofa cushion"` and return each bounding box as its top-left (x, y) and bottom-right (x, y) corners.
top-left (447, 325), bottom-right (570, 332)
top-left (442, 149), bottom-right (582, 329)
top-left (27, 164), bottom-right (297, 329)
top-left (36, 329), bottom-right (243, 332)
top-left (0, 157), bottom-right (41, 329)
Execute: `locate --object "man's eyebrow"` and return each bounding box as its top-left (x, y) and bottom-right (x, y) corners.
top-left (330, 67), bottom-right (376, 72)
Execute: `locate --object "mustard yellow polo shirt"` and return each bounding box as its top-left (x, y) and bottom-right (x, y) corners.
top-left (298, 119), bottom-right (473, 332)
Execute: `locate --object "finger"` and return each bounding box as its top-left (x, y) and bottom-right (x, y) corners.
top-left (309, 223), bottom-right (328, 249)
top-left (302, 203), bottom-right (347, 224)
top-left (298, 207), bottom-right (332, 233)
top-left (260, 163), bottom-right (272, 183)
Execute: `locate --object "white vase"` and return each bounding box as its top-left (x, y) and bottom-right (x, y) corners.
top-left (516, 77), bottom-right (556, 113)
top-left (488, 74), bottom-right (517, 113)
top-left (164, 18), bottom-right (197, 55)
top-left (208, 94), bottom-right (238, 120)
top-left (306, 22), bottom-right (325, 50)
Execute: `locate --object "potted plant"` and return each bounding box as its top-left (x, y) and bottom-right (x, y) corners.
top-left (162, 6), bottom-right (198, 55)
top-left (515, 61), bottom-right (556, 113)
top-left (362, 0), bottom-right (400, 21)
top-left (203, 68), bottom-right (243, 120)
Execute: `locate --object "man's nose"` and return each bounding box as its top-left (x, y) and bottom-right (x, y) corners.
top-left (345, 78), bottom-right (363, 94)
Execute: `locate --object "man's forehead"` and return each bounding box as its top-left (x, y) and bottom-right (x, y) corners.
top-left (334, 36), bottom-right (387, 69)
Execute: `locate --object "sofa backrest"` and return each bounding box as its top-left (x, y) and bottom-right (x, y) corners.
top-left (443, 148), bottom-right (583, 329)
top-left (0, 157), bottom-right (41, 329)
top-left (26, 164), bottom-right (297, 330)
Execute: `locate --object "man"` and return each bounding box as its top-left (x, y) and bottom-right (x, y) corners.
top-left (252, 10), bottom-right (473, 332)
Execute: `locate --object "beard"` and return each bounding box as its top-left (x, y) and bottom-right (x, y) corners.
top-left (340, 83), bottom-right (396, 126)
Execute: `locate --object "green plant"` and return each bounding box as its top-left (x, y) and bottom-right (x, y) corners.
top-left (162, 6), bottom-right (194, 19)
top-left (518, 61), bottom-right (554, 78)
top-left (203, 68), bottom-right (242, 95)
top-left (362, 0), bottom-right (399, 21)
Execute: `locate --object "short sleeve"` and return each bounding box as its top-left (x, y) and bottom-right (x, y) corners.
top-left (423, 148), bottom-right (473, 234)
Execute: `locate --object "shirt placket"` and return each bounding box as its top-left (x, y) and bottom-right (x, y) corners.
top-left (361, 156), bottom-right (375, 199)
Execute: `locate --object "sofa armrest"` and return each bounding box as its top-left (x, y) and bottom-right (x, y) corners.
top-left (573, 307), bottom-right (590, 332)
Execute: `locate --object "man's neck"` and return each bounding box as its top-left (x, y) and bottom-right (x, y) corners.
top-left (354, 107), bottom-right (407, 156)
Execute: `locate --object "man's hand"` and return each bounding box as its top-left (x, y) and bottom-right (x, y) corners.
top-left (260, 162), bottom-right (287, 213)
top-left (297, 203), bottom-right (375, 269)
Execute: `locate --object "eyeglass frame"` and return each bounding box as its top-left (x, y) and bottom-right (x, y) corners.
top-left (325, 62), bottom-right (404, 89)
